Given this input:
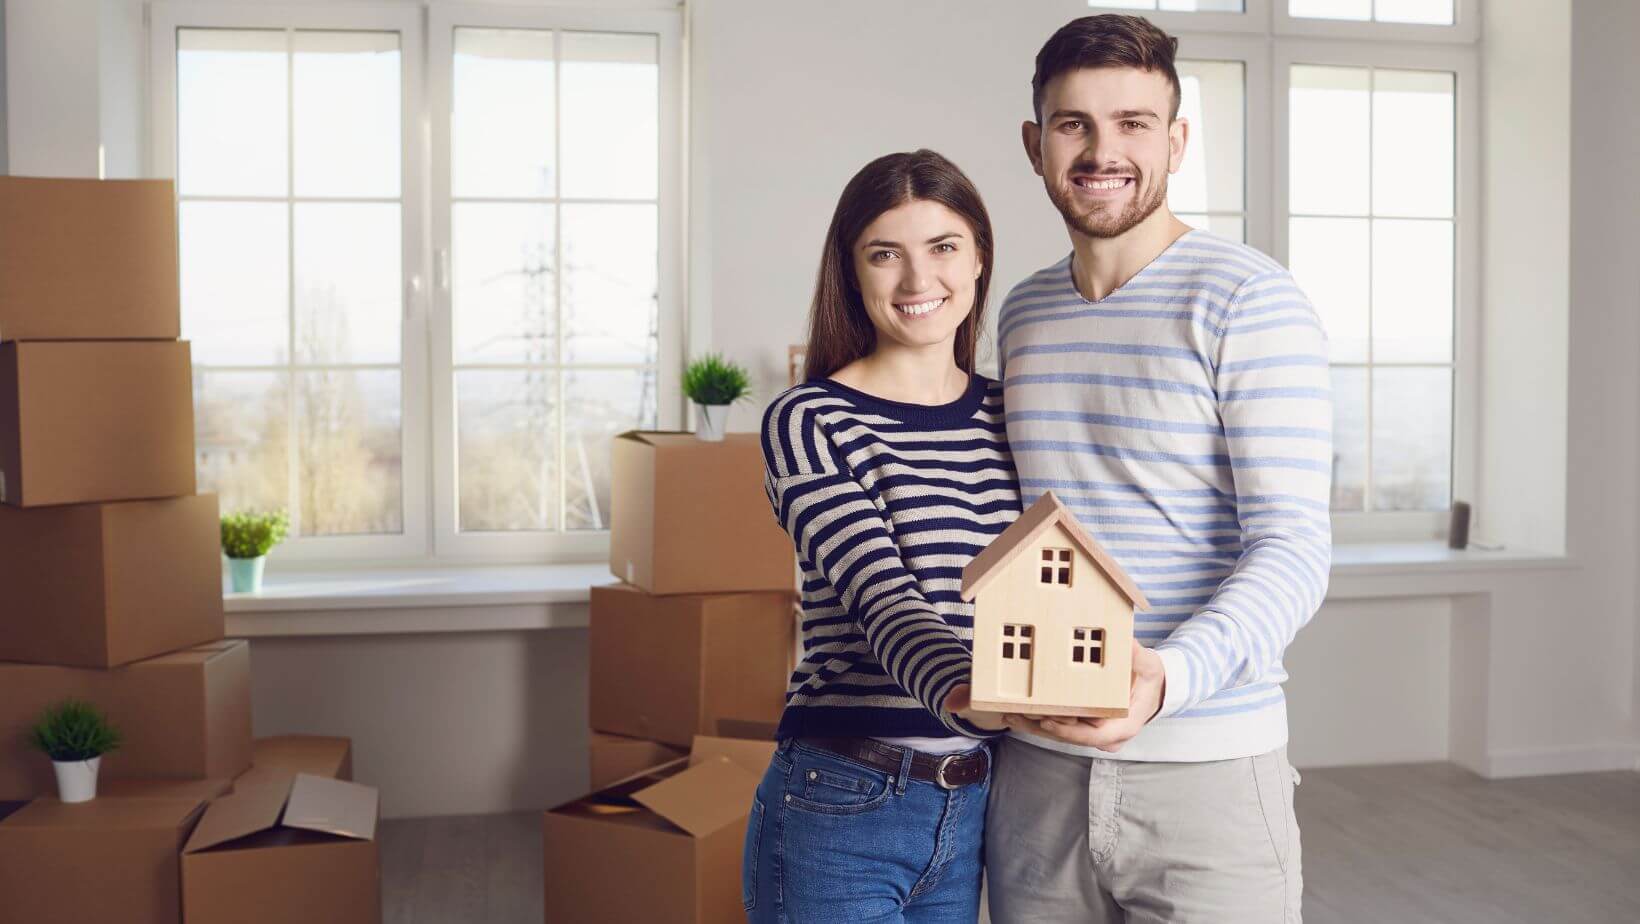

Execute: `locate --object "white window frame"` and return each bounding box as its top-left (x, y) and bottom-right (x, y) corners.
top-left (427, 2), bottom-right (685, 564)
top-left (1174, 33), bottom-right (1274, 251)
top-left (1072, 0), bottom-right (1276, 35)
top-left (1274, 0), bottom-right (1481, 44)
top-left (1272, 40), bottom-right (1480, 542)
top-left (149, 1), bottom-right (684, 567)
top-left (149, 1), bottom-right (430, 565)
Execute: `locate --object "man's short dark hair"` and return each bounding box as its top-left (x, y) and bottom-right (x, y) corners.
top-left (1032, 14), bottom-right (1182, 124)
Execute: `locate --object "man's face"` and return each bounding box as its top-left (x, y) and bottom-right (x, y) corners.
top-left (1024, 67), bottom-right (1188, 240)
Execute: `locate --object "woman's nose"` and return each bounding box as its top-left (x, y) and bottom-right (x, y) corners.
top-left (900, 259), bottom-right (932, 293)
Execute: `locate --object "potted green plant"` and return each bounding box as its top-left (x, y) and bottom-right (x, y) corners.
top-left (682, 354), bottom-right (752, 442)
top-left (31, 699), bottom-right (121, 803)
top-left (221, 509), bottom-right (290, 594)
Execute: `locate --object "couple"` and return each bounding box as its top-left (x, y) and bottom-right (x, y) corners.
top-left (746, 13), bottom-right (1330, 924)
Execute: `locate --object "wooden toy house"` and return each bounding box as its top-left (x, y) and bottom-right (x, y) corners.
top-left (961, 491), bottom-right (1150, 717)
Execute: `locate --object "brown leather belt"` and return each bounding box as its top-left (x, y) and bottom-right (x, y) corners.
top-left (797, 737), bottom-right (990, 789)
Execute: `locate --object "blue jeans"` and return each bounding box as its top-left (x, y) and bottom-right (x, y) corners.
top-left (742, 739), bottom-right (991, 924)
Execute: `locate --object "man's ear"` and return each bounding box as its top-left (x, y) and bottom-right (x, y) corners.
top-left (1168, 116), bottom-right (1190, 175)
top-left (1021, 120), bottom-right (1045, 177)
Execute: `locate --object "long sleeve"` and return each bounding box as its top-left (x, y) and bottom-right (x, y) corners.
top-left (762, 394), bottom-right (986, 737)
top-left (1153, 270), bottom-right (1334, 718)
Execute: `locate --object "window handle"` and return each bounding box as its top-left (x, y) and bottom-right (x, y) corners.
top-left (435, 247), bottom-right (451, 295)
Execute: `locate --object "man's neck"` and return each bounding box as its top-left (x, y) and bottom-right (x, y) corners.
top-left (1068, 210), bottom-right (1194, 302)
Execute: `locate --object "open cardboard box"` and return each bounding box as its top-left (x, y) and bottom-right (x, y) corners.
top-left (234, 734), bottom-right (354, 790)
top-left (0, 791), bottom-right (211, 924)
top-left (0, 176), bottom-right (181, 343)
top-left (0, 639), bottom-right (253, 800)
top-left (0, 493), bottom-right (224, 667)
top-left (590, 583), bottom-right (794, 748)
top-left (589, 730), bottom-right (688, 791)
top-left (609, 431), bottom-right (796, 595)
top-left (182, 773), bottom-right (381, 924)
top-left (544, 735), bottom-right (776, 924)
top-left (0, 340), bottom-right (196, 507)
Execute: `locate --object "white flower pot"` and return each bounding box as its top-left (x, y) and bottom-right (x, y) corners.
top-left (52, 756), bottom-right (101, 803)
top-left (695, 403), bottom-right (730, 442)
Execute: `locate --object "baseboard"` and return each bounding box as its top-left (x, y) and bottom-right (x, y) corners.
top-left (1478, 743), bottom-right (1640, 778)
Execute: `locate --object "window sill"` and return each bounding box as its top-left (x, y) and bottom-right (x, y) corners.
top-left (222, 543), bottom-right (1576, 638)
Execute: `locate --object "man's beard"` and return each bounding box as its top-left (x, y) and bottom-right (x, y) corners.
top-left (1047, 170), bottom-right (1168, 240)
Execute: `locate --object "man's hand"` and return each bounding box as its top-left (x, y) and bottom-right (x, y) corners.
top-left (1003, 639), bottom-right (1166, 752)
top-left (945, 684), bottom-right (1009, 732)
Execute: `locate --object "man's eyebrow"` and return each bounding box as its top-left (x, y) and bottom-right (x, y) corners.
top-left (1113, 109), bottom-right (1161, 121)
top-left (862, 232), bottom-right (966, 248)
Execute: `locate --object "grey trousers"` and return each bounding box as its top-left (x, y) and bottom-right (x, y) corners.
top-left (985, 736), bottom-right (1303, 923)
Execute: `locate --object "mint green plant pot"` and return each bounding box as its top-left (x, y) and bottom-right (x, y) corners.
top-left (227, 556), bottom-right (267, 594)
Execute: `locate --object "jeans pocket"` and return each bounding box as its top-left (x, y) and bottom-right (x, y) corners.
top-left (1253, 750), bottom-right (1295, 873)
top-left (784, 748), bottom-right (892, 816)
top-left (743, 795), bottom-right (765, 912)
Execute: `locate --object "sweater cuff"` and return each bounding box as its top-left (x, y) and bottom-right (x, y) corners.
top-left (1154, 644), bottom-right (1194, 719)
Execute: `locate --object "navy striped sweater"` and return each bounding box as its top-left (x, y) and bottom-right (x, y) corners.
top-left (760, 375), bottom-right (1019, 740)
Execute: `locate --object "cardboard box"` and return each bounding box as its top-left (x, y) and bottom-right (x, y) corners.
top-left (590, 584), bottom-right (794, 748)
top-left (609, 432), bottom-right (796, 595)
top-left (0, 793), bottom-right (209, 924)
top-left (183, 773), bottom-right (381, 924)
top-left (590, 731), bottom-right (687, 791)
top-left (543, 736), bottom-right (776, 924)
top-left (0, 176), bottom-right (181, 343)
top-left (0, 340), bottom-right (196, 507)
top-left (0, 494), bottom-right (224, 667)
top-left (234, 735), bottom-right (354, 789)
top-left (0, 639), bottom-right (254, 800)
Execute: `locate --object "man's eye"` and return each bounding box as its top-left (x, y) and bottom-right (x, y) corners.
top-left (1123, 121), bottom-right (1146, 130)
top-left (1062, 120), bottom-right (1083, 131)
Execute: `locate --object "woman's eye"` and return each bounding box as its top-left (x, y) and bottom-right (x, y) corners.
top-left (934, 243), bottom-right (956, 254)
top-left (870, 250), bottom-right (896, 263)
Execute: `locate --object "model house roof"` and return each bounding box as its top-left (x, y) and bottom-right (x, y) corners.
top-left (960, 491), bottom-right (1150, 609)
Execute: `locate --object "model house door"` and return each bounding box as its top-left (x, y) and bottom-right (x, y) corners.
top-left (999, 623), bottom-right (1034, 698)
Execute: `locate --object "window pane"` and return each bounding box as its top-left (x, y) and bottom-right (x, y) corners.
top-left (1374, 0), bottom-right (1455, 24)
top-left (457, 370), bottom-right (558, 532)
top-left (1289, 66), bottom-right (1369, 216)
top-left (1289, 0), bottom-right (1370, 20)
top-left (453, 28), bottom-right (555, 198)
top-left (1087, 0), bottom-right (1157, 8)
top-left (178, 29), bottom-right (287, 197)
top-left (293, 31), bottom-right (400, 198)
top-left (560, 32), bottom-right (657, 200)
top-left (453, 203), bottom-right (556, 364)
top-left (1160, 0), bottom-right (1243, 9)
top-left (181, 202), bottom-right (289, 365)
top-left (195, 370), bottom-right (289, 517)
top-left (295, 370), bottom-right (402, 535)
top-left (1171, 60), bottom-right (1244, 215)
top-left (563, 203), bottom-right (659, 364)
top-left (1330, 367), bottom-right (1367, 511)
top-left (1372, 220), bottom-right (1453, 363)
top-left (565, 368), bottom-right (657, 531)
top-left (1373, 69), bottom-right (1454, 219)
top-left (1288, 218), bottom-right (1369, 363)
top-left (1372, 368), bottom-right (1451, 511)
top-left (295, 204), bottom-right (402, 364)
top-left (1178, 213), bottom-right (1245, 242)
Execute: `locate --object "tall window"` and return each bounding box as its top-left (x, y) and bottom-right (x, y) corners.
top-left (177, 28), bottom-right (406, 540)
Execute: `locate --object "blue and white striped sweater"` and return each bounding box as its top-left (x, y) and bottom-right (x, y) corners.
top-left (1000, 230), bottom-right (1332, 762)
top-left (760, 375), bottom-right (1017, 741)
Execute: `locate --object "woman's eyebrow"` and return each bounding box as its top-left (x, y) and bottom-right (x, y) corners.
top-left (862, 232), bottom-right (965, 248)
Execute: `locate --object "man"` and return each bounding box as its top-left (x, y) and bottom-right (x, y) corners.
top-left (985, 14), bottom-right (1331, 923)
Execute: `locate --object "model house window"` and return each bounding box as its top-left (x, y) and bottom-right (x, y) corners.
top-left (1001, 624), bottom-right (1034, 661)
top-left (157, 5), bottom-right (682, 563)
top-left (1040, 548), bottom-right (1072, 586)
top-left (1071, 627), bottom-right (1106, 666)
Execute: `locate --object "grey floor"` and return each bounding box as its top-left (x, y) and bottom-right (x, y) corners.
top-left (381, 763), bottom-right (1640, 924)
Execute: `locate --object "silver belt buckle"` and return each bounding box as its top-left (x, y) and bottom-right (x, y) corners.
top-left (934, 753), bottom-right (962, 790)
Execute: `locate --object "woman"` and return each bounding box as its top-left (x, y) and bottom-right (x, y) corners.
top-left (742, 149), bottom-right (1019, 923)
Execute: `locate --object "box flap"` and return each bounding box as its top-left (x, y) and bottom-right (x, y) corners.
top-left (631, 756), bottom-right (758, 838)
top-left (182, 780), bottom-right (291, 853)
top-left (690, 736), bottom-right (777, 777)
top-left (281, 773), bottom-right (378, 842)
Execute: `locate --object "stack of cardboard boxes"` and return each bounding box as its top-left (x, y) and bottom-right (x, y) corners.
top-left (0, 176), bottom-right (379, 924)
top-left (543, 431), bottom-right (800, 922)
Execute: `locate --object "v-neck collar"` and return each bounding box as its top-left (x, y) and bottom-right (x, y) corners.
top-left (1065, 228), bottom-right (1197, 305)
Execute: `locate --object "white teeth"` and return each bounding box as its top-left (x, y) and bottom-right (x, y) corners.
top-left (894, 297), bottom-right (945, 316)
top-left (1078, 177), bottom-right (1130, 190)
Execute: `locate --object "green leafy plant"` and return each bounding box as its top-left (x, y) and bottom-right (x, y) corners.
top-left (220, 510), bottom-right (290, 560)
top-left (31, 700), bottom-right (121, 762)
top-left (682, 354), bottom-right (752, 406)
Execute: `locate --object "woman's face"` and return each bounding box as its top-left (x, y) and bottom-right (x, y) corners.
top-left (851, 199), bottom-right (983, 356)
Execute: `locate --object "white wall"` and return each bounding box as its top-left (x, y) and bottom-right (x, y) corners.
top-left (1, 0), bottom-right (10, 174)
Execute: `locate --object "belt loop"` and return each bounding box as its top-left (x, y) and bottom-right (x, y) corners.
top-left (894, 745), bottom-right (913, 796)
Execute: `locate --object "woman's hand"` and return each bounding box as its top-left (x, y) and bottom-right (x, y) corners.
top-left (945, 684), bottom-right (1010, 732)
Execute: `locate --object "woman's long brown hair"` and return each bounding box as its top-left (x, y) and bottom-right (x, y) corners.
top-left (802, 149), bottom-right (995, 383)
